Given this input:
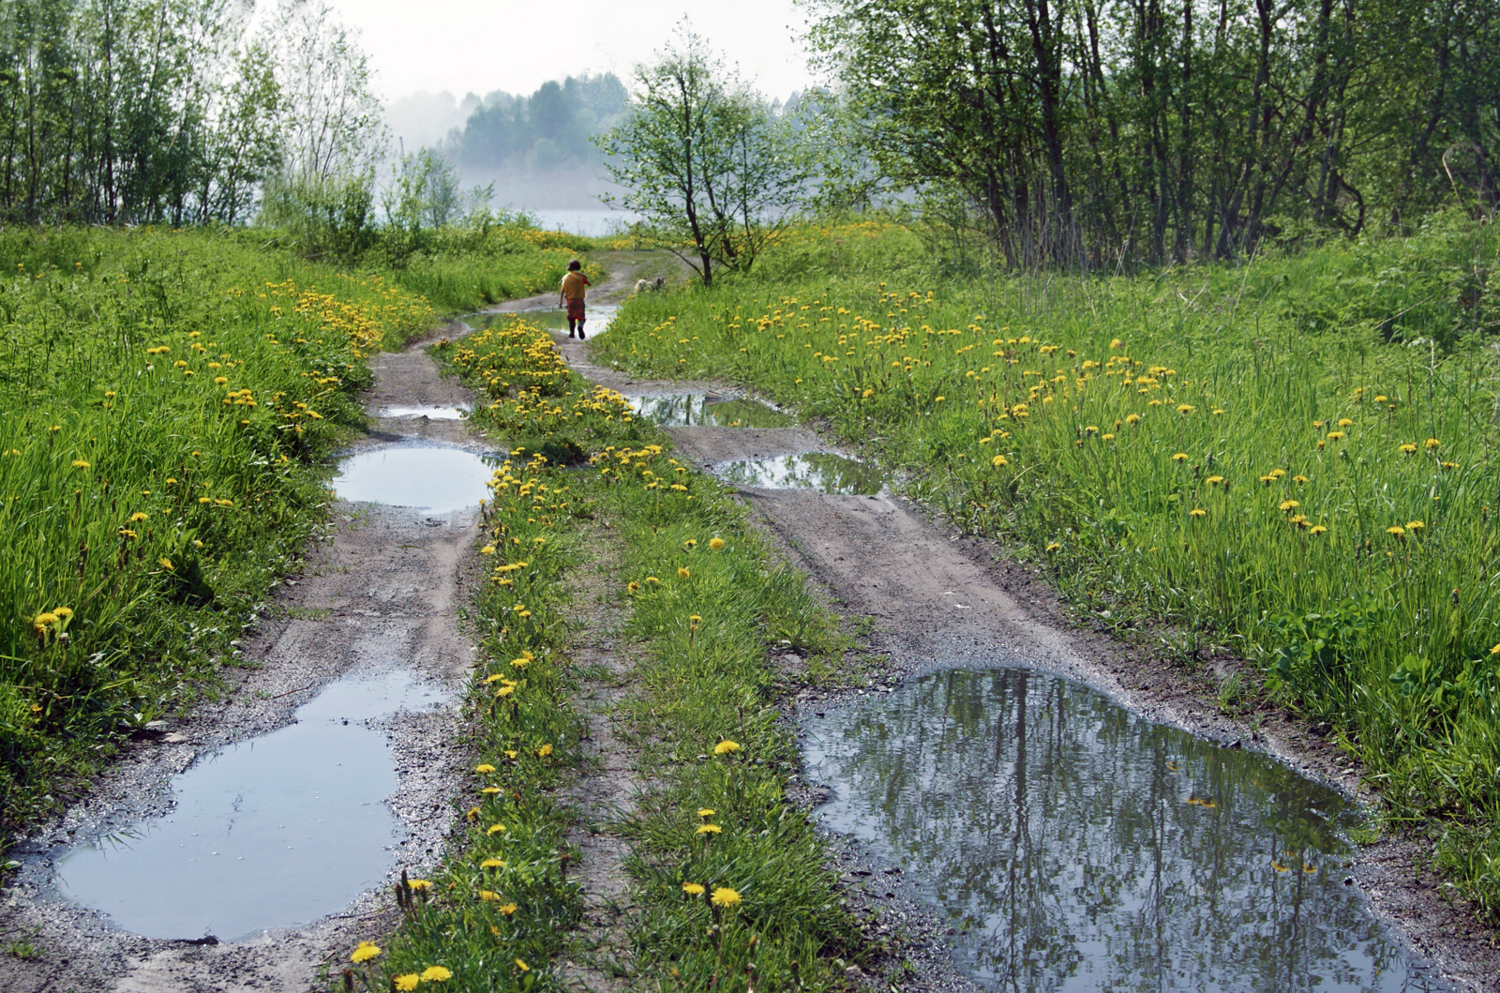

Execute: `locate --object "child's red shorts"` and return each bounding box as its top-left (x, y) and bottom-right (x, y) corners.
top-left (566, 298), bottom-right (585, 322)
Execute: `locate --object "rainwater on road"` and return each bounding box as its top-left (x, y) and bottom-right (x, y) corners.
top-left (803, 667), bottom-right (1443, 992)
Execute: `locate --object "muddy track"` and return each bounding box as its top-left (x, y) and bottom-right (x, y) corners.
top-left (0, 325), bottom-right (493, 992)
top-left (551, 330), bottom-right (1500, 993)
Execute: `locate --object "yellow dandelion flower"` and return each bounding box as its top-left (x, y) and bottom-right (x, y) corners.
top-left (72, 460), bottom-right (90, 469)
top-left (711, 887), bottom-right (742, 907)
top-left (475, 764), bottom-right (496, 774)
top-left (407, 879), bottom-right (433, 891)
top-left (500, 903), bottom-right (518, 915)
top-left (487, 823), bottom-right (507, 835)
top-left (991, 454), bottom-right (1007, 467)
top-left (1045, 541), bottom-right (1061, 552)
top-left (350, 941), bottom-right (381, 963)
top-left (514, 959), bottom-right (529, 973)
top-left (394, 976), bottom-right (420, 992)
top-left (479, 890), bottom-right (501, 901)
top-left (709, 537), bottom-right (725, 550)
top-left (1189, 509), bottom-right (1206, 518)
top-left (159, 558), bottom-right (174, 571)
top-left (697, 808), bottom-right (715, 818)
top-left (1337, 418), bottom-right (1353, 427)
top-left (1326, 431), bottom-right (1345, 441)
top-left (1176, 404), bottom-right (1194, 414)
top-left (683, 882), bottom-right (706, 896)
top-left (696, 823), bottom-right (722, 835)
top-left (421, 966), bottom-right (453, 982)
top-left (1425, 438), bottom-right (1440, 450)
top-left (1125, 413), bottom-right (1141, 425)
top-left (1386, 526), bottom-right (1405, 538)
top-left (481, 857), bottom-right (505, 868)
top-left (537, 744), bottom-right (553, 757)
top-left (1171, 453), bottom-right (1188, 462)
top-left (1206, 475), bottom-right (1225, 486)
top-left (1279, 500), bottom-right (1299, 512)
top-left (1406, 520), bottom-right (1424, 530)
top-left (713, 740), bottom-right (740, 755)
top-left (1308, 525), bottom-right (1328, 535)
top-left (1399, 443), bottom-right (1418, 454)
top-left (677, 567), bottom-right (690, 579)
top-left (129, 512), bottom-right (149, 522)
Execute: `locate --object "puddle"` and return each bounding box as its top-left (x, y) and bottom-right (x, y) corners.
top-left (53, 670), bottom-right (448, 941)
top-left (804, 667), bottom-right (1442, 991)
top-left (333, 444), bottom-right (493, 514)
top-left (378, 405), bottom-right (467, 421)
top-left (626, 393), bottom-right (795, 428)
top-left (464, 305), bottom-right (619, 336)
top-left (712, 452), bottom-right (887, 495)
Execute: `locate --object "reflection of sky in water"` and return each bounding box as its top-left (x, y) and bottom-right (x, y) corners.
top-left (334, 445), bottom-right (493, 514)
top-left (711, 453), bottom-right (886, 495)
top-left (378, 405), bottom-right (467, 421)
top-left (55, 670), bottom-right (447, 940)
top-left (627, 394), bottom-right (794, 428)
top-left (463, 305), bottom-right (619, 335)
top-left (804, 668), bottom-right (1443, 993)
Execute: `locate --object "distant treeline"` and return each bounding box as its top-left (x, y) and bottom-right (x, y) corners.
top-left (442, 74), bottom-right (628, 175)
top-left (0, 0), bottom-right (385, 227)
top-left (808, 0), bottom-right (1500, 265)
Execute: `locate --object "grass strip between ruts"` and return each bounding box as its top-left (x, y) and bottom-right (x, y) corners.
top-left (346, 316), bottom-right (867, 992)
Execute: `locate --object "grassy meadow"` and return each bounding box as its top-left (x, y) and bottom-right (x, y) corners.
top-left (593, 211), bottom-right (1500, 917)
top-left (0, 223), bottom-right (587, 832)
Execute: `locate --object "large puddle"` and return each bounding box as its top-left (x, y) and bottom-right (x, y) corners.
top-left (378, 405), bottom-right (467, 421)
top-left (54, 670), bottom-right (447, 940)
top-left (463, 304), bottom-right (619, 335)
top-left (333, 444), bottom-right (493, 514)
top-left (712, 452), bottom-right (887, 495)
top-left (804, 667), bottom-right (1443, 992)
top-left (628, 393), bottom-right (795, 428)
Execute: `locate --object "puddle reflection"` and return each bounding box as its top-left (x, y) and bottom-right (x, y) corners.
top-left (378, 405), bottom-right (467, 421)
top-left (333, 444), bottom-right (493, 514)
top-left (712, 453), bottom-right (886, 495)
top-left (463, 305), bottom-right (618, 335)
top-left (804, 668), bottom-right (1442, 992)
top-left (629, 393), bottom-right (795, 428)
top-left (55, 670), bottom-right (447, 940)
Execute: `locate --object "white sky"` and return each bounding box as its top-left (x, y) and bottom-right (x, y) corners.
top-left (325, 0), bottom-right (820, 105)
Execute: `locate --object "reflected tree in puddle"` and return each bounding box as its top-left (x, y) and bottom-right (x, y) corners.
top-left (628, 394), bottom-right (795, 428)
top-left (713, 453), bottom-right (886, 495)
top-left (805, 668), bottom-right (1439, 992)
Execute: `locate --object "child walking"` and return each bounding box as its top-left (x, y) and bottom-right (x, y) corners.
top-left (559, 259), bottom-right (591, 339)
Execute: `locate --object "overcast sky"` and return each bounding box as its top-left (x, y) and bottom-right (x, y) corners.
top-left (327, 0), bottom-right (821, 105)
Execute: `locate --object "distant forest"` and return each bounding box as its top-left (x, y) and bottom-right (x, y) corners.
top-left (442, 74), bottom-right (629, 177)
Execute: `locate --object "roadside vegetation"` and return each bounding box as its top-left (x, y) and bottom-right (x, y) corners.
top-left (347, 317), bottom-right (864, 992)
top-left (593, 210), bottom-right (1500, 918)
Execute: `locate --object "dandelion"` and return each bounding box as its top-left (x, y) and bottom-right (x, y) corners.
top-left (479, 890), bottom-right (501, 901)
top-left (1406, 520), bottom-right (1425, 531)
top-left (514, 959), bottom-right (529, 973)
top-left (499, 903), bottom-right (518, 915)
top-left (696, 823), bottom-right (722, 835)
top-left (698, 808), bottom-right (715, 818)
top-left (1326, 431), bottom-right (1345, 441)
top-left (1279, 500), bottom-right (1299, 512)
top-left (626, 581), bottom-right (641, 593)
top-left (481, 858), bottom-right (505, 868)
top-left (495, 685), bottom-right (515, 699)
top-left (537, 743), bottom-right (553, 757)
top-left (1110, 338), bottom-right (1124, 348)
top-left (1189, 509), bottom-right (1207, 518)
top-left (475, 764), bottom-right (496, 774)
top-left (991, 455), bottom-right (1007, 467)
top-left (711, 887), bottom-right (742, 908)
top-left (159, 558), bottom-right (174, 571)
top-left (714, 740), bottom-right (741, 755)
top-left (1399, 443), bottom-right (1418, 454)
top-left (72, 460), bottom-right (90, 469)
top-left (1045, 541), bottom-right (1061, 552)
top-left (350, 941), bottom-right (381, 963)
top-left (487, 823), bottom-right (507, 835)
top-left (1308, 525), bottom-right (1328, 535)
top-left (1490, 644), bottom-right (1500, 655)
top-left (129, 512), bottom-right (149, 522)
top-left (683, 882), bottom-right (705, 896)
top-left (1337, 418), bottom-right (1353, 427)
top-left (1171, 453), bottom-right (1188, 462)
top-left (421, 966), bottom-right (453, 982)
top-left (1125, 414), bottom-right (1141, 425)
top-left (709, 537), bottom-right (725, 550)
top-left (1176, 404), bottom-right (1194, 414)
top-left (394, 976), bottom-right (420, 992)
top-left (407, 879), bottom-right (433, 892)
top-left (1425, 438), bottom-right (1440, 450)
top-left (677, 567), bottom-right (690, 579)
top-left (1386, 526), bottom-right (1406, 538)
top-left (1293, 475), bottom-right (1309, 484)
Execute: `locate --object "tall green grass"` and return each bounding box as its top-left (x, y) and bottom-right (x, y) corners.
top-left (0, 226), bottom-right (433, 828)
top-left (593, 211), bottom-right (1500, 917)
